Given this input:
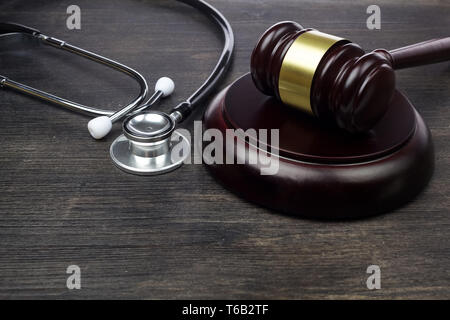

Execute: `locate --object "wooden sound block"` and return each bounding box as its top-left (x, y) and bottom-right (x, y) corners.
top-left (202, 74), bottom-right (434, 219)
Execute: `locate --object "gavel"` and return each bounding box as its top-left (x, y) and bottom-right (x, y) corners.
top-left (251, 21), bottom-right (450, 133)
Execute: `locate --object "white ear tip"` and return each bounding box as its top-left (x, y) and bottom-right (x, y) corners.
top-left (88, 116), bottom-right (112, 140)
top-left (155, 77), bottom-right (175, 97)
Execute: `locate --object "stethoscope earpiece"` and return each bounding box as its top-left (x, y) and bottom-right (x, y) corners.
top-left (155, 77), bottom-right (175, 98)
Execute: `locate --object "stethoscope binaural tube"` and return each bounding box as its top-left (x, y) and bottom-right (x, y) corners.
top-left (0, 0), bottom-right (234, 122)
top-left (0, 22), bottom-right (149, 117)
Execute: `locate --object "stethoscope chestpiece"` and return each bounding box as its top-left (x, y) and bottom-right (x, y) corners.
top-left (110, 111), bottom-right (190, 175)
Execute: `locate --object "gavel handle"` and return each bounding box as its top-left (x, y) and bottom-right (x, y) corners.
top-left (388, 37), bottom-right (450, 69)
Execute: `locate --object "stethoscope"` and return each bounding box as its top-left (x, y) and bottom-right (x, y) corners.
top-left (0, 0), bottom-right (234, 175)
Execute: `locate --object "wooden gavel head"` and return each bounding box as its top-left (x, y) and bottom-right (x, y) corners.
top-left (251, 21), bottom-right (397, 133)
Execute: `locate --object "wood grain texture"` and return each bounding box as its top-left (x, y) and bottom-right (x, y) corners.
top-left (0, 0), bottom-right (449, 299)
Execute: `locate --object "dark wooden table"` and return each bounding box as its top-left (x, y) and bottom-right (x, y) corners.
top-left (0, 0), bottom-right (448, 299)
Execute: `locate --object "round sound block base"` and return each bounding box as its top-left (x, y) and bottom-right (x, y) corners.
top-left (202, 74), bottom-right (434, 219)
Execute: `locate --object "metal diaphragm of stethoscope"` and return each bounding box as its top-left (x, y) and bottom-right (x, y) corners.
top-left (0, 0), bottom-right (234, 175)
